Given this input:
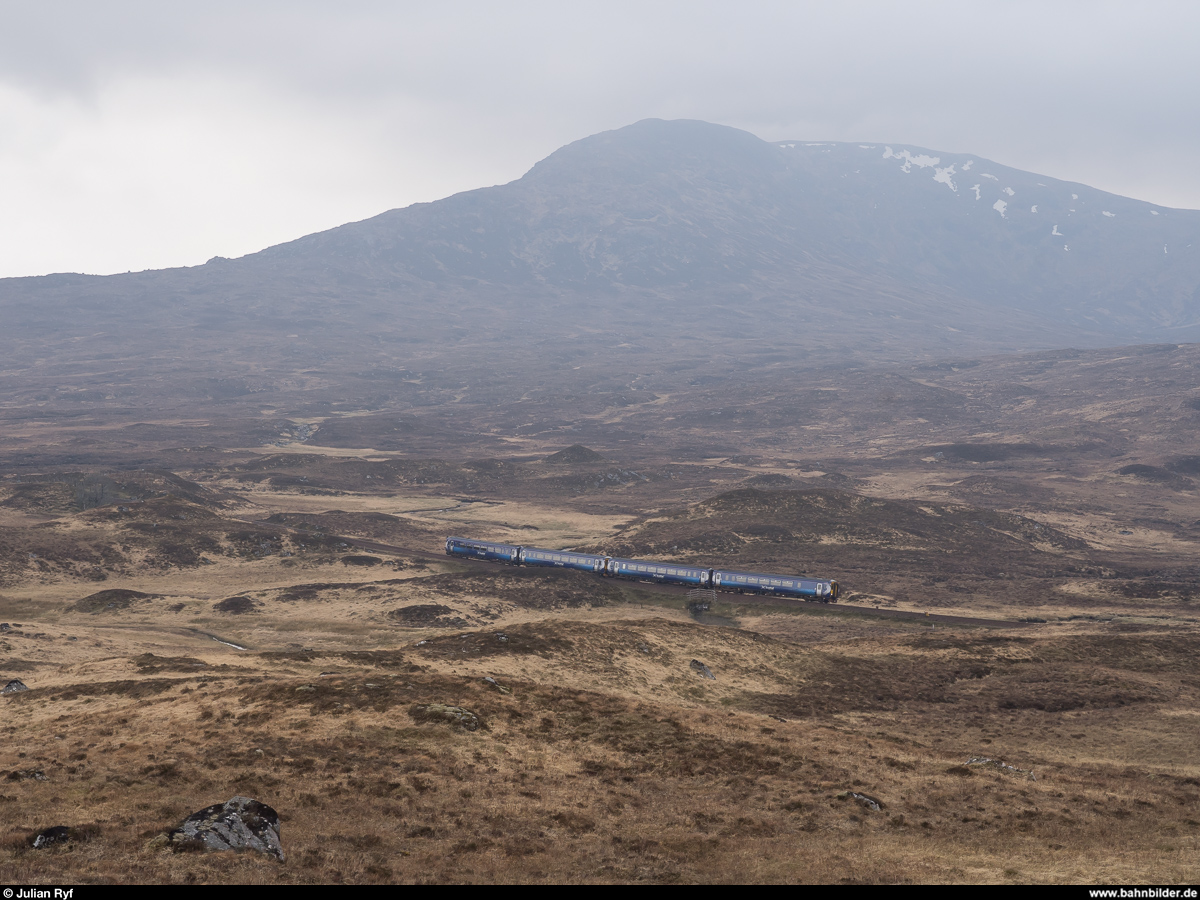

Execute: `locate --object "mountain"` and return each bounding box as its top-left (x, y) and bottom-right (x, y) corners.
top-left (3, 118), bottom-right (1199, 368)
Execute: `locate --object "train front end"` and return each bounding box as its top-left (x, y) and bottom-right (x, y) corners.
top-left (712, 569), bottom-right (839, 602)
top-left (445, 537), bottom-right (522, 564)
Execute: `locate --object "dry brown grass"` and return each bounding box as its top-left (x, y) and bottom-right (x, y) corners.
top-left (2, 585), bottom-right (1198, 884)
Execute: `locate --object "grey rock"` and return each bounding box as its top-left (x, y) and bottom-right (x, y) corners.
top-left (28, 826), bottom-right (73, 849)
top-left (689, 659), bottom-right (715, 680)
top-left (411, 703), bottom-right (483, 731)
top-left (965, 756), bottom-right (1036, 780)
top-left (841, 791), bottom-right (885, 812)
top-left (5, 769), bottom-right (47, 781)
top-left (482, 676), bottom-right (510, 694)
top-left (165, 796), bottom-right (284, 861)
top-left (3, 679), bottom-right (29, 693)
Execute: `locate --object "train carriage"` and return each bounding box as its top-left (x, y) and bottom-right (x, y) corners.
top-left (605, 557), bottom-right (711, 587)
top-left (445, 536), bottom-right (522, 564)
top-left (519, 547), bottom-right (607, 574)
top-left (711, 568), bottom-right (838, 602)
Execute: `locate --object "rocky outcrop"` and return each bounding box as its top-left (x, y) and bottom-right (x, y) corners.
top-left (410, 703), bottom-right (483, 731)
top-left (690, 659), bottom-right (715, 680)
top-left (965, 756), bottom-right (1037, 780)
top-left (160, 796), bottom-right (284, 860)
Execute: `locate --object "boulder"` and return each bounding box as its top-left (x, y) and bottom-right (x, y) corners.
top-left (3, 679), bottom-right (29, 694)
top-left (840, 791), bottom-right (885, 811)
top-left (482, 675), bottom-right (510, 694)
top-left (28, 825), bottom-right (73, 849)
top-left (164, 796), bottom-right (284, 861)
top-left (5, 769), bottom-right (47, 781)
top-left (689, 659), bottom-right (716, 680)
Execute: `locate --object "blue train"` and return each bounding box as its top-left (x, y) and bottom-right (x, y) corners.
top-left (444, 536), bottom-right (839, 602)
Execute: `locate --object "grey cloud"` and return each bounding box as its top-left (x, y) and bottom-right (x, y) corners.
top-left (1, 1), bottom-right (1198, 277)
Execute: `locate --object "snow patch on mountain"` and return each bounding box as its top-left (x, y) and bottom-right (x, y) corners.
top-left (883, 147), bottom-right (940, 172)
top-left (933, 165), bottom-right (958, 192)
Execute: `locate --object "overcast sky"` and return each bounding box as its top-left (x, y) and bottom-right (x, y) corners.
top-left (2, 1), bottom-right (1198, 278)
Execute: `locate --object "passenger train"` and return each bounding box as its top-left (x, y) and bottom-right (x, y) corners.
top-left (444, 536), bottom-right (839, 602)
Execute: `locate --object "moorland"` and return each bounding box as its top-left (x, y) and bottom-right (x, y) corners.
top-left (2, 336), bottom-right (1198, 883)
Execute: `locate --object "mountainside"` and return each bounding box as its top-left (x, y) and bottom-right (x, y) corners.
top-left (264, 120), bottom-right (1200, 328)
top-left (3, 118), bottom-right (1199, 366)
